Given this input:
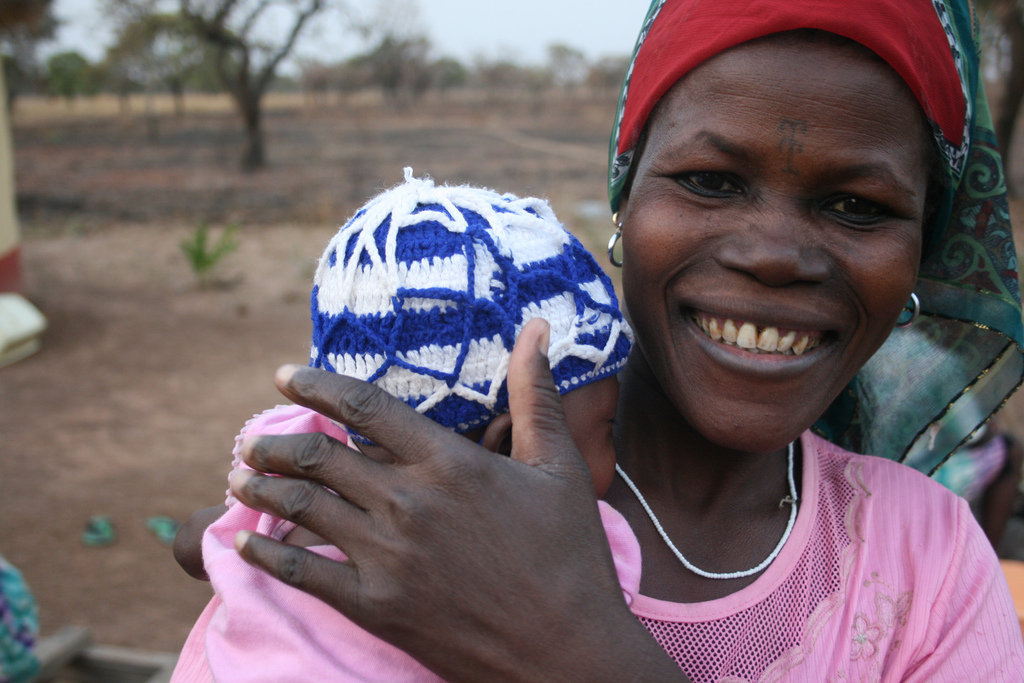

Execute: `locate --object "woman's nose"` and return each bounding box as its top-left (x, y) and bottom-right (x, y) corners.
top-left (716, 214), bottom-right (830, 287)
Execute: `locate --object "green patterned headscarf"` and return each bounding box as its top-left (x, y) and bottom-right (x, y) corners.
top-left (608, 0), bottom-right (1023, 472)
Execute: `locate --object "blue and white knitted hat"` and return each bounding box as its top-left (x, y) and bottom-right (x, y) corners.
top-left (311, 168), bottom-right (632, 440)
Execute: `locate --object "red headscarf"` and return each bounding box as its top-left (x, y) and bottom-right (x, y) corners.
top-left (609, 0), bottom-right (970, 211)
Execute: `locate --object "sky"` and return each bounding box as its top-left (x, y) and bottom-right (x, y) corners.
top-left (48, 0), bottom-right (651, 70)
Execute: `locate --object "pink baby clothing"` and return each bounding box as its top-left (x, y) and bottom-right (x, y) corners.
top-left (631, 431), bottom-right (1024, 682)
top-left (171, 404), bottom-right (643, 683)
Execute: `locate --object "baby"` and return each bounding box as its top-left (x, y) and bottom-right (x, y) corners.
top-left (171, 169), bottom-right (641, 682)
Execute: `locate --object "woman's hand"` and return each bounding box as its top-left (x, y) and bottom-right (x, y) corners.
top-left (229, 320), bottom-right (685, 683)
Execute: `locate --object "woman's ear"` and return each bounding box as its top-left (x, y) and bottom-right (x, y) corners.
top-left (480, 413), bottom-right (513, 456)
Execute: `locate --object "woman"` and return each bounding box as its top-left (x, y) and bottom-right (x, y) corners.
top-left (223, 0), bottom-right (1024, 680)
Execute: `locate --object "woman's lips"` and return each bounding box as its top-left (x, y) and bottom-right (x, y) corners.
top-left (692, 311), bottom-right (823, 356)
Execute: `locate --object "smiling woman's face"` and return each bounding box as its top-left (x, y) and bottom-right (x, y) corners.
top-left (618, 37), bottom-right (930, 453)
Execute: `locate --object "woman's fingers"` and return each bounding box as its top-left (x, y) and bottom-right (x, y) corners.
top-left (234, 530), bottom-right (361, 611)
top-left (240, 432), bottom-right (392, 512)
top-left (230, 469), bottom-right (373, 550)
top-left (507, 319), bottom-right (590, 480)
top-left (273, 364), bottom-right (464, 466)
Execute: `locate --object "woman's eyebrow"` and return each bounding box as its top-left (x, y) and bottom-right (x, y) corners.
top-left (692, 131), bottom-right (753, 161)
top-left (654, 130), bottom-right (753, 164)
top-left (829, 162), bottom-right (920, 196)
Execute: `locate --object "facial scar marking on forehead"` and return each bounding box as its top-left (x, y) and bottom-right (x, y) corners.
top-left (779, 118), bottom-right (809, 176)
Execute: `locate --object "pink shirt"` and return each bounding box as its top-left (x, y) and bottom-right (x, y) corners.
top-left (173, 409), bottom-right (1024, 682)
top-left (631, 432), bottom-right (1024, 682)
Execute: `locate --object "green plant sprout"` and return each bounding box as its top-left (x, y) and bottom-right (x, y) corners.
top-left (180, 222), bottom-right (240, 287)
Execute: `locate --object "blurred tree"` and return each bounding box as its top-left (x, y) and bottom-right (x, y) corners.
top-left (179, 0), bottom-right (328, 170)
top-left (47, 51), bottom-right (98, 104)
top-left (349, 0), bottom-right (432, 105)
top-left (430, 56), bottom-right (466, 93)
top-left (546, 43), bottom-right (587, 91)
top-left (333, 56), bottom-right (373, 101)
top-left (104, 11), bottom-right (210, 117)
top-left (297, 57), bottom-right (332, 106)
top-left (0, 0), bottom-right (56, 109)
top-left (361, 34), bottom-right (431, 104)
top-left (474, 58), bottom-right (521, 93)
top-left (472, 56), bottom-right (551, 107)
top-left (586, 55), bottom-right (629, 96)
top-left (349, 0), bottom-right (421, 47)
top-left (0, 0), bottom-right (52, 27)
top-left (980, 0), bottom-right (1024, 179)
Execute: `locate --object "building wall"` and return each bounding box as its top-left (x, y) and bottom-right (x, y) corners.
top-left (0, 66), bottom-right (21, 293)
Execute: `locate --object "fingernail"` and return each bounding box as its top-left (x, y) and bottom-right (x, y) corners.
top-left (275, 364), bottom-right (299, 386)
top-left (230, 469), bottom-right (254, 495)
top-left (234, 529), bottom-right (252, 552)
top-left (538, 321), bottom-right (550, 358)
top-left (241, 435), bottom-right (262, 460)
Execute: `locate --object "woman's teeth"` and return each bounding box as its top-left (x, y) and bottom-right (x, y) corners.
top-left (694, 314), bottom-right (820, 356)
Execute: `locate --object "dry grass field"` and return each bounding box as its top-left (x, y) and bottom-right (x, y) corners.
top-left (3, 89), bottom-right (1024, 655)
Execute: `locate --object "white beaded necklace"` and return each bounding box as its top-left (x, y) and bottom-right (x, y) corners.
top-left (615, 442), bottom-right (798, 580)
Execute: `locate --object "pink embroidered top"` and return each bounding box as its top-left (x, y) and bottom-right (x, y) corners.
top-left (631, 432), bottom-right (1024, 682)
top-left (172, 407), bottom-right (1024, 682)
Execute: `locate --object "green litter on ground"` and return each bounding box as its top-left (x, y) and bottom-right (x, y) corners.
top-left (146, 516), bottom-right (180, 545)
top-left (82, 515), bottom-right (115, 547)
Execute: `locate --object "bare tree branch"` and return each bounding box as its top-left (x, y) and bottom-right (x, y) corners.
top-left (178, 0), bottom-right (331, 169)
top-left (238, 0), bottom-right (272, 39)
top-left (212, 0), bottom-right (243, 28)
top-left (255, 0), bottom-right (323, 92)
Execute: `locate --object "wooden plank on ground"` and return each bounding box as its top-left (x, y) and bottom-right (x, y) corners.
top-left (34, 626), bottom-right (92, 681)
top-left (65, 644), bottom-right (177, 683)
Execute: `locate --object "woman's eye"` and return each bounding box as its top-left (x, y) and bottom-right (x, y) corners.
top-left (824, 196), bottom-right (891, 224)
top-left (678, 172), bottom-right (741, 197)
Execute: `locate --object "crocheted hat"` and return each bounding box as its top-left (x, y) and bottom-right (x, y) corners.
top-left (311, 168), bottom-right (633, 441)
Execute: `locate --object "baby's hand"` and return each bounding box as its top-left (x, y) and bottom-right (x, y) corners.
top-left (173, 504), bottom-right (227, 580)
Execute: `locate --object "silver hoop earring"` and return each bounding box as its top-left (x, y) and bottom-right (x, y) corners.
top-left (608, 212), bottom-right (623, 268)
top-left (896, 292), bottom-right (920, 328)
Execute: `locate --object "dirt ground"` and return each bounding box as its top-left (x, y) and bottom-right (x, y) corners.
top-left (2, 90), bottom-right (1024, 657)
top-left (0, 92), bottom-right (623, 653)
